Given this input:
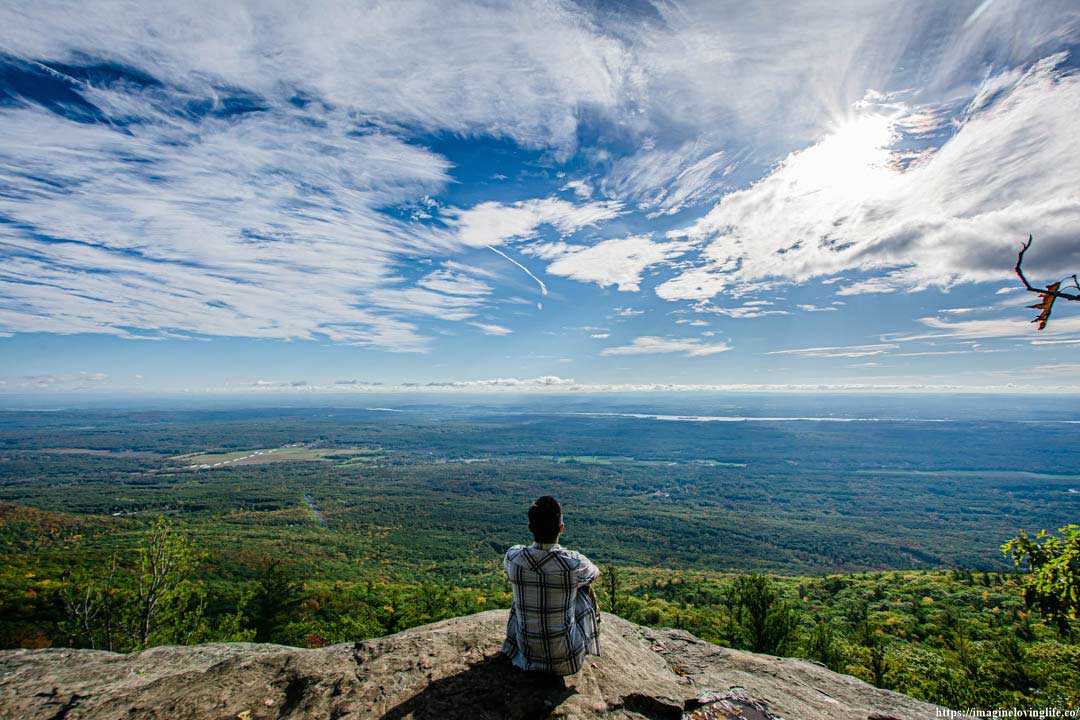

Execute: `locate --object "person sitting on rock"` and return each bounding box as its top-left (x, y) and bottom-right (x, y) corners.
top-left (501, 495), bottom-right (601, 675)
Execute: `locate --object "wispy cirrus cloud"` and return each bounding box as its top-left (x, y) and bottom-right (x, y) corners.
top-left (1030, 338), bottom-right (1080, 346)
top-left (885, 315), bottom-right (1080, 342)
top-left (601, 336), bottom-right (732, 357)
top-left (4, 371), bottom-right (110, 390)
top-left (1, 0), bottom-right (1079, 382)
top-left (0, 1), bottom-right (633, 154)
top-left (697, 302), bottom-right (790, 320)
top-left (602, 140), bottom-right (732, 217)
top-left (1034, 363), bottom-right (1080, 374)
top-left (0, 2), bottom-right (632, 351)
top-left (0, 87), bottom-right (455, 350)
top-left (469, 322), bottom-right (513, 336)
top-left (416, 270), bottom-right (492, 297)
top-left (766, 344), bottom-right (898, 358)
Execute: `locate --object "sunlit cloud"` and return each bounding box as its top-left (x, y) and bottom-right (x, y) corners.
top-left (660, 55), bottom-right (1080, 300)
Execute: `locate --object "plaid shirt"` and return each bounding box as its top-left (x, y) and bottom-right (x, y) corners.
top-left (501, 542), bottom-right (601, 675)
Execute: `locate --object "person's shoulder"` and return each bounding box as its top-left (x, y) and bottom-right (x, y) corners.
top-left (555, 547), bottom-right (594, 567)
top-left (504, 544), bottom-right (528, 560)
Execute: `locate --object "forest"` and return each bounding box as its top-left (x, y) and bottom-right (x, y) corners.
top-left (0, 400), bottom-right (1077, 710)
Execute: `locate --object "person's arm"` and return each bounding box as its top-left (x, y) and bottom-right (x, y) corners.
top-left (503, 546), bottom-right (519, 577)
top-left (574, 554), bottom-right (599, 587)
top-left (579, 565), bottom-right (602, 626)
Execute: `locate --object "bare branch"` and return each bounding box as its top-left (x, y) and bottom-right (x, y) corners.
top-left (1016, 236), bottom-right (1080, 302)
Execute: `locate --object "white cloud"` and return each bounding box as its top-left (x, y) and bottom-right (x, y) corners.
top-left (893, 350), bottom-right (971, 357)
top-left (561, 179), bottom-right (593, 199)
top-left (0, 1), bottom-right (632, 155)
top-left (427, 375), bottom-right (574, 388)
top-left (543, 236), bottom-right (690, 292)
top-left (659, 54), bottom-right (1080, 300)
top-left (699, 304), bottom-right (790, 320)
top-left (835, 277), bottom-right (907, 296)
top-left (417, 270), bottom-right (491, 296)
top-left (470, 322), bottom-right (512, 336)
top-left (797, 304), bottom-right (838, 313)
top-left (654, 265), bottom-right (733, 302)
top-left (441, 261), bottom-right (500, 280)
top-left (0, 100), bottom-right (451, 351)
top-left (601, 336), bottom-right (732, 357)
top-left (604, 141), bottom-right (731, 216)
top-left (154, 379), bottom-right (1080, 395)
top-left (1034, 363), bottom-right (1080, 373)
top-left (251, 379), bottom-right (310, 389)
top-left (886, 315), bottom-right (1080, 342)
top-left (766, 343), bottom-right (898, 358)
top-left (366, 287), bottom-right (485, 322)
top-left (2, 0), bottom-right (1078, 358)
top-left (5, 371), bottom-right (110, 390)
top-left (523, 241), bottom-right (576, 261)
top-left (446, 198), bottom-right (622, 248)
top-left (0, 3), bottom-right (631, 351)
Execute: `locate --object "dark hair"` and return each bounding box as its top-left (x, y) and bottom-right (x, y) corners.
top-left (528, 495), bottom-right (562, 543)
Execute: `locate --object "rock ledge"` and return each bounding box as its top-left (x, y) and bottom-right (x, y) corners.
top-left (0, 610), bottom-right (961, 719)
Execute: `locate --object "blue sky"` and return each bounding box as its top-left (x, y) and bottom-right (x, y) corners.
top-left (2, 0), bottom-right (1080, 394)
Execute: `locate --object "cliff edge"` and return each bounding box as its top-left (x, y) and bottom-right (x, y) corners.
top-left (0, 610), bottom-right (963, 719)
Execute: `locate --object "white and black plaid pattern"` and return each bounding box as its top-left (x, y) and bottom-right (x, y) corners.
top-left (501, 542), bottom-right (600, 675)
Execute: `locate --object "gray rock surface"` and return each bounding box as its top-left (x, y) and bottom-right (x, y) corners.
top-left (0, 610), bottom-right (966, 719)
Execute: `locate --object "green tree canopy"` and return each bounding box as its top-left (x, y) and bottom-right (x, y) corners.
top-left (1002, 524), bottom-right (1079, 638)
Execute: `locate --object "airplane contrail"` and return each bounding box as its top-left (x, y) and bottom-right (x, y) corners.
top-left (486, 245), bottom-right (548, 297)
top-left (963, 0), bottom-right (994, 26)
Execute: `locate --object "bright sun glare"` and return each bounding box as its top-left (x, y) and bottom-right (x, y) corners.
top-left (791, 114), bottom-right (898, 200)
